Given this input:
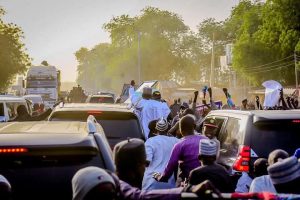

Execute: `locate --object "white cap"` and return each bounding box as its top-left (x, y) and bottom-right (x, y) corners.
top-left (199, 139), bottom-right (218, 156)
top-left (72, 167), bottom-right (116, 200)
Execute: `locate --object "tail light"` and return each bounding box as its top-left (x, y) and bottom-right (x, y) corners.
top-left (87, 111), bottom-right (102, 115)
top-left (233, 145), bottom-right (250, 172)
top-left (0, 148), bottom-right (28, 154)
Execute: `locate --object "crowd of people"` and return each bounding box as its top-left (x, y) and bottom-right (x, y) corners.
top-left (2, 80), bottom-right (300, 199)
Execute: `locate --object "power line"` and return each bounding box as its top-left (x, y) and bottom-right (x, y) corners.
top-left (243, 60), bottom-right (294, 72)
top-left (248, 63), bottom-right (295, 74)
top-left (246, 55), bottom-right (294, 70)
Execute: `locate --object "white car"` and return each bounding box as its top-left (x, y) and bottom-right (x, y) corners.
top-left (0, 95), bottom-right (32, 122)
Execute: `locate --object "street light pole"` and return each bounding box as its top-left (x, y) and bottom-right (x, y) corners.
top-left (137, 32), bottom-right (141, 84)
top-left (210, 33), bottom-right (215, 87)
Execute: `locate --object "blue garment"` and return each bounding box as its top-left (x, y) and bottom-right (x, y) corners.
top-left (142, 135), bottom-right (179, 191)
top-left (294, 148), bottom-right (300, 159)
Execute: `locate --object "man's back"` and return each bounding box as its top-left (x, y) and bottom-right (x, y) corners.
top-left (189, 163), bottom-right (234, 192)
top-left (143, 135), bottom-right (179, 190)
top-left (162, 134), bottom-right (206, 181)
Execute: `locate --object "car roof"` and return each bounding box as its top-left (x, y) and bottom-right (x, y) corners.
top-left (54, 103), bottom-right (132, 113)
top-left (0, 121), bottom-right (93, 146)
top-left (0, 96), bottom-right (26, 102)
top-left (23, 95), bottom-right (42, 98)
top-left (209, 109), bottom-right (300, 120)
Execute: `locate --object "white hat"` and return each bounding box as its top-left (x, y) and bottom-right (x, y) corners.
top-left (199, 139), bottom-right (218, 156)
top-left (72, 167), bottom-right (116, 200)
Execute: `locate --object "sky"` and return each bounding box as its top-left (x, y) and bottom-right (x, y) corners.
top-left (0, 0), bottom-right (240, 82)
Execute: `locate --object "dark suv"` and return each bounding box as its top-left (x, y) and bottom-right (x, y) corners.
top-left (202, 110), bottom-right (300, 173)
top-left (48, 103), bottom-right (145, 148)
top-left (0, 118), bottom-right (114, 200)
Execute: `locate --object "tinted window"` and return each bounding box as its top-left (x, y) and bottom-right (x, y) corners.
top-left (251, 120), bottom-right (300, 157)
top-left (0, 152), bottom-right (104, 200)
top-left (89, 97), bottom-right (114, 103)
top-left (98, 119), bottom-right (141, 138)
top-left (50, 111), bottom-right (144, 142)
top-left (219, 117), bottom-right (241, 157)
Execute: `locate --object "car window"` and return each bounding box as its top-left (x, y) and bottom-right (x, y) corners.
top-left (0, 103), bottom-right (4, 116)
top-left (90, 97), bottom-right (114, 103)
top-left (0, 152), bottom-right (104, 199)
top-left (97, 119), bottom-right (141, 138)
top-left (251, 120), bottom-right (300, 157)
top-left (49, 111), bottom-right (144, 141)
top-left (202, 116), bottom-right (226, 138)
top-left (219, 117), bottom-right (241, 157)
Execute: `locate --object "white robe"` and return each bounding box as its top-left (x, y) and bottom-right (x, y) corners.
top-left (141, 100), bottom-right (170, 139)
top-left (128, 86), bottom-right (135, 99)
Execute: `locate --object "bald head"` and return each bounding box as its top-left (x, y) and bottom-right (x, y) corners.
top-left (179, 115), bottom-right (196, 136)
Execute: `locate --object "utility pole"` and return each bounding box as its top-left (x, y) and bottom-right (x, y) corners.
top-left (210, 33), bottom-right (215, 87)
top-left (137, 32), bottom-right (141, 84)
top-left (295, 52), bottom-right (298, 89)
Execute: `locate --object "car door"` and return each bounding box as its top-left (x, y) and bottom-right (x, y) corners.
top-left (217, 117), bottom-right (242, 169)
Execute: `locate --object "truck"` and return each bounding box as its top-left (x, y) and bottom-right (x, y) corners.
top-left (25, 66), bottom-right (61, 108)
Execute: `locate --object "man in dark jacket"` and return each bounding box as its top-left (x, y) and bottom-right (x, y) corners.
top-left (188, 139), bottom-right (234, 193)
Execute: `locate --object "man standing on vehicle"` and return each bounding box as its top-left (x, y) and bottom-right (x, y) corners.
top-left (139, 90), bottom-right (170, 139)
top-left (131, 87), bottom-right (152, 127)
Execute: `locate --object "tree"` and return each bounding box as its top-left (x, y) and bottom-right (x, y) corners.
top-left (197, 18), bottom-right (230, 86)
top-left (76, 7), bottom-right (200, 92)
top-left (0, 7), bottom-right (31, 91)
top-left (227, 0), bottom-right (300, 85)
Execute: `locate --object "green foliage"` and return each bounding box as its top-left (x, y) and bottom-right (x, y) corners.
top-left (0, 7), bottom-right (31, 91)
top-left (229, 0), bottom-right (300, 85)
top-left (76, 1), bottom-right (300, 92)
top-left (76, 7), bottom-right (200, 92)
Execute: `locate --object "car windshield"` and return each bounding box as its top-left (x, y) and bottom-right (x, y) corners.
top-left (50, 111), bottom-right (143, 141)
top-left (89, 96), bottom-right (114, 103)
top-left (252, 120), bottom-right (300, 157)
top-left (0, 151), bottom-right (104, 200)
